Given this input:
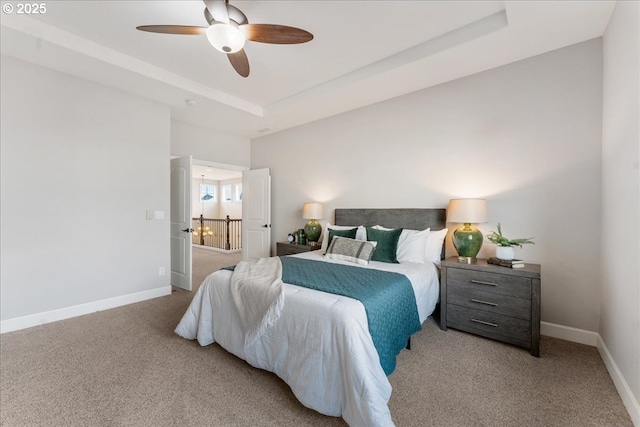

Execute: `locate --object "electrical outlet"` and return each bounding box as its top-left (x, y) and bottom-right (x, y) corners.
top-left (146, 210), bottom-right (153, 220)
top-left (159, 267), bottom-right (165, 276)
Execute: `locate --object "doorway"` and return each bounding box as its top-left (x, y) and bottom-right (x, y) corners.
top-left (172, 159), bottom-right (248, 289)
top-left (191, 161), bottom-right (245, 254)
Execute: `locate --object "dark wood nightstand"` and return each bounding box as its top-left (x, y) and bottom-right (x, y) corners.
top-left (276, 242), bottom-right (322, 256)
top-left (440, 257), bottom-right (541, 357)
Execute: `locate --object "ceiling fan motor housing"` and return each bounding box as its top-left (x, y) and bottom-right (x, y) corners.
top-left (204, 4), bottom-right (248, 26)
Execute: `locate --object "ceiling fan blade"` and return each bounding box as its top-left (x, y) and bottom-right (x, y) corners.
top-left (204, 0), bottom-right (229, 24)
top-left (241, 24), bottom-right (313, 44)
top-left (227, 49), bottom-right (250, 77)
top-left (136, 25), bottom-right (206, 35)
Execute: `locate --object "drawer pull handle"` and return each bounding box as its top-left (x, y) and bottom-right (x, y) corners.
top-left (470, 318), bottom-right (498, 328)
top-left (471, 299), bottom-right (498, 307)
top-left (470, 279), bottom-right (497, 287)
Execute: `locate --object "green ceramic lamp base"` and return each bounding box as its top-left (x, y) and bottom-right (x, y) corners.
top-left (452, 223), bottom-right (483, 263)
top-left (304, 219), bottom-right (322, 243)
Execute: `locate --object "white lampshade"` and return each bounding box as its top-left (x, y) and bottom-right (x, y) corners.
top-left (206, 23), bottom-right (246, 53)
top-left (302, 202), bottom-right (323, 220)
top-left (447, 199), bottom-right (487, 224)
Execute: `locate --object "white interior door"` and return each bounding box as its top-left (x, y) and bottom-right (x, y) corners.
top-left (242, 168), bottom-right (271, 260)
top-left (170, 156), bottom-right (192, 290)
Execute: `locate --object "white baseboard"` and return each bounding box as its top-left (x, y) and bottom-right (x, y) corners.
top-left (597, 336), bottom-right (640, 427)
top-left (540, 321), bottom-right (599, 346)
top-left (541, 321), bottom-right (639, 426)
top-left (0, 286), bottom-right (172, 334)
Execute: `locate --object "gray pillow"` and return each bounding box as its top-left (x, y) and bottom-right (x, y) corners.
top-left (325, 236), bottom-right (377, 265)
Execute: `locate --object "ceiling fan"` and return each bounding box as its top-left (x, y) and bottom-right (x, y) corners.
top-left (136, 0), bottom-right (313, 78)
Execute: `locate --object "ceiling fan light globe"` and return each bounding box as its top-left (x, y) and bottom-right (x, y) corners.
top-left (206, 23), bottom-right (245, 53)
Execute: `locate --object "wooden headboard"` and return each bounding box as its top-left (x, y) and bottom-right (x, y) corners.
top-left (334, 208), bottom-right (447, 259)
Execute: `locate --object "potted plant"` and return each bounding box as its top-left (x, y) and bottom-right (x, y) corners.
top-left (486, 223), bottom-right (535, 260)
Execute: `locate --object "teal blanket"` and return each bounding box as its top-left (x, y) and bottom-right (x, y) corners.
top-left (279, 256), bottom-right (421, 375)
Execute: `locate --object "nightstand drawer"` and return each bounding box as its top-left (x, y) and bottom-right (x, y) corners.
top-left (447, 305), bottom-right (531, 346)
top-left (447, 286), bottom-right (531, 320)
top-left (448, 268), bottom-right (531, 299)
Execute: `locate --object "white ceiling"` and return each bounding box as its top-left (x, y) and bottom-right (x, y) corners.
top-left (1, 1), bottom-right (615, 139)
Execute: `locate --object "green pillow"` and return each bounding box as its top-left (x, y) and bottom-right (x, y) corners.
top-left (326, 228), bottom-right (358, 249)
top-left (366, 226), bottom-right (403, 263)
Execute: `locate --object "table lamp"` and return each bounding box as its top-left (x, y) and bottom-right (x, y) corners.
top-left (447, 199), bottom-right (487, 263)
top-left (302, 202), bottom-right (323, 245)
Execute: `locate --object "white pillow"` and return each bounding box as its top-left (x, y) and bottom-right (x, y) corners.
top-left (320, 224), bottom-right (366, 252)
top-left (425, 228), bottom-right (448, 265)
top-left (398, 228), bottom-right (431, 263)
top-left (372, 225), bottom-right (430, 264)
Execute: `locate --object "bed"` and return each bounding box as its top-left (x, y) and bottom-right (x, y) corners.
top-left (175, 208), bottom-right (447, 427)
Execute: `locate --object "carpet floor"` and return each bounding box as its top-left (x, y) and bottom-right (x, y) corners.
top-left (0, 248), bottom-right (633, 426)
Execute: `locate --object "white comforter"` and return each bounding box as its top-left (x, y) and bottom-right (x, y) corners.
top-left (175, 251), bottom-right (440, 427)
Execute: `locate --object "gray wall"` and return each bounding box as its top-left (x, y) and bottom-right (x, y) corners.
top-left (171, 119), bottom-right (250, 168)
top-left (601, 0), bottom-right (640, 414)
top-left (252, 39), bottom-right (603, 333)
top-left (1, 55), bottom-right (171, 321)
